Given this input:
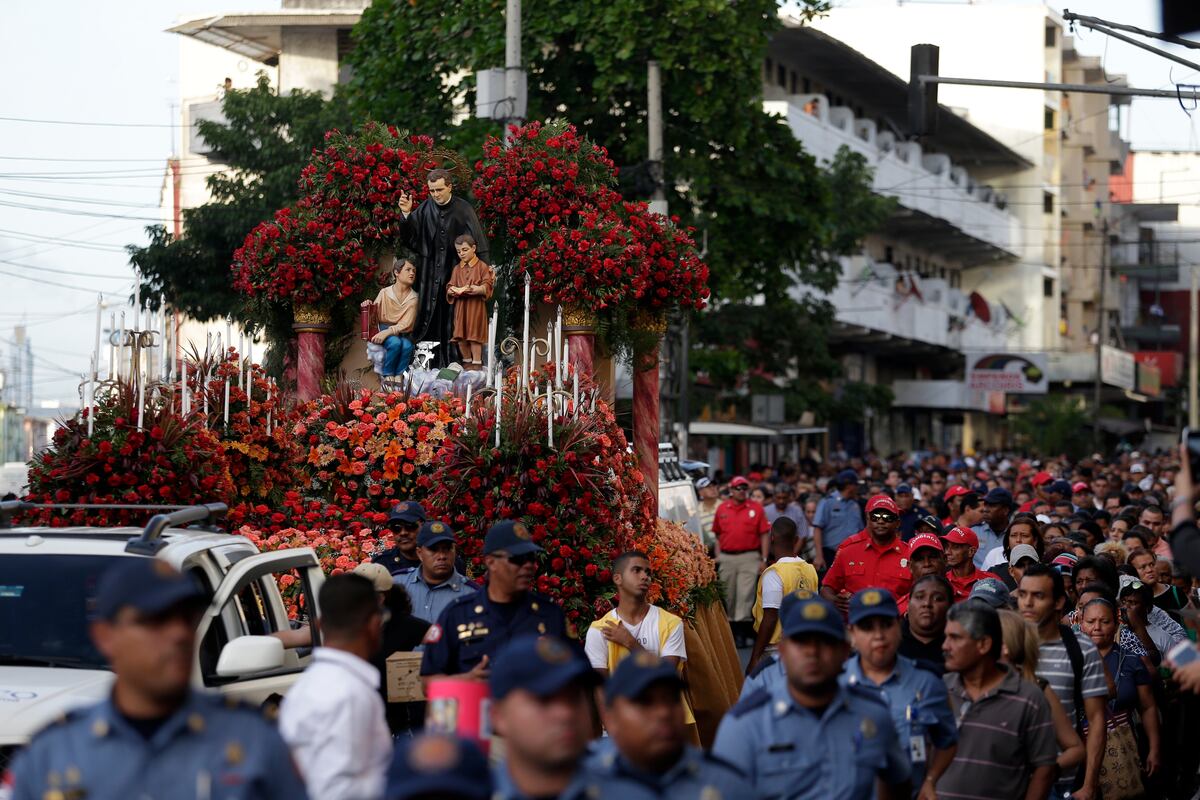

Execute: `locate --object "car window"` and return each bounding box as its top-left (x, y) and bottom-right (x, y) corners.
top-left (0, 554), bottom-right (128, 669)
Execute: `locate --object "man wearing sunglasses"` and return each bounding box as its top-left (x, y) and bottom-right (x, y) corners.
top-left (821, 495), bottom-right (912, 616)
top-left (420, 520), bottom-right (567, 682)
top-left (372, 501), bottom-right (428, 576)
top-left (8, 559), bottom-right (306, 800)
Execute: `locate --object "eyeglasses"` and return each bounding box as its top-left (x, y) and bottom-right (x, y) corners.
top-left (493, 552), bottom-right (538, 567)
top-left (388, 521), bottom-right (420, 532)
top-left (869, 512), bottom-right (899, 523)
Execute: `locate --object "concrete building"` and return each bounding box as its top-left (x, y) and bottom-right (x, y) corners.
top-left (761, 21), bottom-right (1030, 456)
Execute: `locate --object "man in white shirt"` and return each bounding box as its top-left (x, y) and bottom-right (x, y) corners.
top-left (585, 551), bottom-right (686, 675)
top-left (279, 574), bottom-right (392, 800)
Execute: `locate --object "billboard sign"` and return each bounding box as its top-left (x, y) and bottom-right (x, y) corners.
top-left (967, 353), bottom-right (1048, 394)
top-left (1101, 345), bottom-right (1136, 391)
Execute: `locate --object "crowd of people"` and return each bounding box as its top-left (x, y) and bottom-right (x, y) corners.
top-left (12, 446), bottom-right (1200, 798)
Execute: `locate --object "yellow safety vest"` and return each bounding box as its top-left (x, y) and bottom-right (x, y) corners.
top-left (588, 607), bottom-right (694, 723)
top-left (753, 559), bottom-right (820, 645)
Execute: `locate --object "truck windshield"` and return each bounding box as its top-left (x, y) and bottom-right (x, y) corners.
top-left (0, 554), bottom-right (130, 669)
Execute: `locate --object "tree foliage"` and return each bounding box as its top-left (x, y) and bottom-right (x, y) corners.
top-left (1010, 395), bottom-right (1091, 461)
top-left (127, 75), bottom-right (351, 349)
top-left (346, 0), bottom-right (892, 420)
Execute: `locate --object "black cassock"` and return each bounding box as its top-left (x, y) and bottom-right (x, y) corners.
top-left (399, 195), bottom-right (490, 368)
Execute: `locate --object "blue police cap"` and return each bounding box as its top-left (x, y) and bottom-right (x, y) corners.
top-left (388, 501), bottom-right (427, 524)
top-left (848, 588), bottom-right (899, 626)
top-left (984, 487), bottom-right (1014, 506)
top-left (489, 636), bottom-right (597, 700)
top-left (417, 520), bottom-right (456, 548)
top-left (94, 558), bottom-right (206, 621)
top-left (895, 483), bottom-right (913, 495)
top-left (969, 578), bottom-right (1012, 609)
top-left (780, 595), bottom-right (846, 642)
top-left (835, 469), bottom-right (859, 486)
top-left (385, 733), bottom-right (491, 800)
top-left (604, 652), bottom-right (684, 706)
top-left (483, 520), bottom-right (542, 556)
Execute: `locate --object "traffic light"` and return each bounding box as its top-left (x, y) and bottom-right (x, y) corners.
top-left (908, 44), bottom-right (940, 137)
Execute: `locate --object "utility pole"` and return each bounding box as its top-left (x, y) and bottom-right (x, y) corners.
top-left (1191, 264), bottom-right (1198, 430)
top-left (1094, 222), bottom-right (1109, 451)
top-left (647, 60), bottom-right (667, 216)
top-left (504, 0), bottom-right (524, 143)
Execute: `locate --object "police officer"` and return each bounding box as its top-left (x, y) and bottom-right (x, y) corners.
top-left (584, 652), bottom-right (756, 799)
top-left (372, 500), bottom-right (427, 575)
top-left (398, 520), bottom-right (479, 624)
top-left (420, 520), bottom-right (567, 680)
top-left (713, 594), bottom-right (912, 800)
top-left (844, 588), bottom-right (957, 799)
top-left (384, 733), bottom-right (492, 800)
top-left (9, 559), bottom-right (306, 800)
top-left (740, 587), bottom-right (816, 699)
top-left (489, 636), bottom-right (598, 800)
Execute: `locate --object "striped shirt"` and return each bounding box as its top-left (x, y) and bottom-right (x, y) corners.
top-left (939, 665), bottom-right (1057, 799)
top-left (1036, 630), bottom-right (1108, 726)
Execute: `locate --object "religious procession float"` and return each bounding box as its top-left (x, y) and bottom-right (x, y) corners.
top-left (22, 120), bottom-right (740, 740)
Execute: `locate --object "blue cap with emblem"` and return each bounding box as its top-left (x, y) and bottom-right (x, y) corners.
top-left (969, 578), bottom-right (1012, 609)
top-left (604, 651), bottom-right (685, 705)
top-left (780, 595), bottom-right (846, 642)
top-left (417, 520), bottom-right (456, 548)
top-left (385, 733), bottom-right (491, 800)
top-left (489, 636), bottom-right (597, 699)
top-left (388, 501), bottom-right (427, 524)
top-left (836, 468), bottom-right (859, 486)
top-left (848, 588), bottom-right (899, 626)
top-left (483, 520), bottom-right (543, 556)
top-left (94, 558), bottom-right (206, 621)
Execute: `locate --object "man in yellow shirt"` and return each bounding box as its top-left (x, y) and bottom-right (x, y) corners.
top-left (585, 551), bottom-right (687, 674)
top-left (747, 517), bottom-right (819, 673)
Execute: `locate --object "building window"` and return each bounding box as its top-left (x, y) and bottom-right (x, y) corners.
top-left (1044, 277), bottom-right (1054, 297)
top-left (790, 71), bottom-right (797, 94)
top-left (1045, 26), bottom-right (1057, 47)
top-left (1043, 192), bottom-right (1054, 214)
top-left (884, 246), bottom-right (894, 264)
top-left (777, 64), bottom-right (787, 88)
top-left (1044, 108), bottom-right (1055, 130)
top-left (802, 77), bottom-right (811, 94)
top-left (765, 58), bottom-right (773, 83)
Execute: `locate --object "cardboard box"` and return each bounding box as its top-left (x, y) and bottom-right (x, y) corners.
top-left (385, 652), bottom-right (425, 703)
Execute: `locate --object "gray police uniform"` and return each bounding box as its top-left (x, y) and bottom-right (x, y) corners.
top-left (397, 567), bottom-right (478, 624)
top-left (580, 741), bottom-right (757, 799)
top-left (9, 690), bottom-right (307, 800)
top-left (712, 681), bottom-right (911, 800)
top-left (740, 654), bottom-right (785, 699)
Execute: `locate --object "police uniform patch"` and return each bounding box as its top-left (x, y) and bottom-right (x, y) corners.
top-left (410, 735), bottom-right (460, 771)
top-left (861, 590), bottom-right (883, 607)
top-left (802, 603), bottom-right (827, 620)
top-left (790, 588), bottom-right (814, 601)
top-left (535, 637), bottom-right (572, 664)
top-left (226, 741), bottom-right (244, 765)
top-left (430, 522), bottom-right (446, 533)
top-left (423, 623), bottom-right (443, 644)
top-left (860, 717), bottom-right (877, 738)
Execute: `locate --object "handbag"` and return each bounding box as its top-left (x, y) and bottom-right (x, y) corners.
top-left (1099, 720), bottom-right (1145, 800)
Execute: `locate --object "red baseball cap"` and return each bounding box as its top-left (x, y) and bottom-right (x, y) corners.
top-left (908, 533), bottom-right (944, 554)
top-left (944, 526), bottom-right (979, 548)
top-left (866, 495), bottom-right (900, 515)
top-left (729, 476), bottom-right (750, 488)
top-left (1072, 481), bottom-right (1090, 494)
top-left (943, 485), bottom-right (970, 501)
top-left (1031, 471), bottom-right (1053, 487)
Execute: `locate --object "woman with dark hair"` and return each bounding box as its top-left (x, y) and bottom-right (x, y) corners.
top-left (986, 513), bottom-right (1043, 589)
top-left (1079, 594), bottom-right (1162, 794)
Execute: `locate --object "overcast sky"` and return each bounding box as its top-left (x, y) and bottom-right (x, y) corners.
top-left (1, 0), bottom-right (1197, 409)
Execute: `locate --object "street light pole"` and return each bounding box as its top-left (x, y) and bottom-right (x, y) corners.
top-left (1094, 222), bottom-right (1109, 451)
top-left (504, 0), bottom-right (523, 143)
top-left (1191, 264), bottom-right (1198, 430)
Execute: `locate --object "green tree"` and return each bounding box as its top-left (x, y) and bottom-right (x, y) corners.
top-left (127, 75), bottom-right (351, 355)
top-left (1010, 394), bottom-right (1091, 460)
top-left (346, 0), bottom-right (891, 421)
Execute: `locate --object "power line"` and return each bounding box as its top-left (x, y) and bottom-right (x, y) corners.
top-left (0, 187), bottom-right (159, 209)
top-left (0, 199), bottom-right (163, 223)
top-left (0, 257), bottom-right (130, 280)
top-left (0, 266), bottom-right (130, 295)
top-left (0, 114), bottom-right (178, 128)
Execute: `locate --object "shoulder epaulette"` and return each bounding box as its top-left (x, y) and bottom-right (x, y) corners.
top-left (748, 654), bottom-right (777, 679)
top-left (728, 688), bottom-right (771, 718)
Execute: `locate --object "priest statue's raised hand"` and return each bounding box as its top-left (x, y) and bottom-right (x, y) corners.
top-left (398, 168), bottom-right (490, 368)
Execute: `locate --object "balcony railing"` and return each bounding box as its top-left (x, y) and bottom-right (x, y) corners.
top-left (1114, 242), bottom-right (1181, 284)
top-left (764, 97), bottom-right (1022, 258)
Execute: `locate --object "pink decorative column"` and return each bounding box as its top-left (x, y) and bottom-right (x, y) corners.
top-left (563, 306), bottom-right (596, 384)
top-left (632, 316), bottom-right (666, 517)
top-left (293, 305), bottom-right (332, 402)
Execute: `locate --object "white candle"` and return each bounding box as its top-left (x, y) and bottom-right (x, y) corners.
top-left (522, 274), bottom-right (531, 388)
top-left (107, 312), bottom-right (115, 380)
top-left (465, 383), bottom-right (472, 418)
top-left (546, 383), bottom-right (553, 448)
top-left (117, 312), bottom-right (126, 381)
top-left (573, 371), bottom-right (579, 413)
top-left (487, 309), bottom-right (497, 386)
top-left (133, 272), bottom-right (140, 329)
top-left (225, 320), bottom-right (231, 358)
top-left (245, 339), bottom-right (253, 406)
top-left (238, 333), bottom-right (244, 385)
top-left (137, 365), bottom-right (145, 430)
top-left (495, 381), bottom-right (502, 448)
top-left (182, 359), bottom-right (189, 415)
top-left (160, 296), bottom-right (168, 381)
top-left (203, 362), bottom-right (209, 418)
top-left (266, 379), bottom-right (273, 435)
top-left (86, 356), bottom-right (95, 437)
top-left (223, 376), bottom-right (230, 427)
top-left (91, 295), bottom-right (102, 383)
top-left (554, 306), bottom-right (562, 389)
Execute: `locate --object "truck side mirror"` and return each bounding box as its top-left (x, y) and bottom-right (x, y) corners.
top-left (216, 635), bottom-right (285, 677)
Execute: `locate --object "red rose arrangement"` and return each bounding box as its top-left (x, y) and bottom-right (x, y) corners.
top-left (23, 382), bottom-right (235, 527)
top-left (426, 367), bottom-right (654, 627)
top-left (292, 386), bottom-right (459, 527)
top-left (621, 201), bottom-right (711, 313)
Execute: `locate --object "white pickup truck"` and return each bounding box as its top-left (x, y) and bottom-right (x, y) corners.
top-left (0, 502), bottom-right (325, 774)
